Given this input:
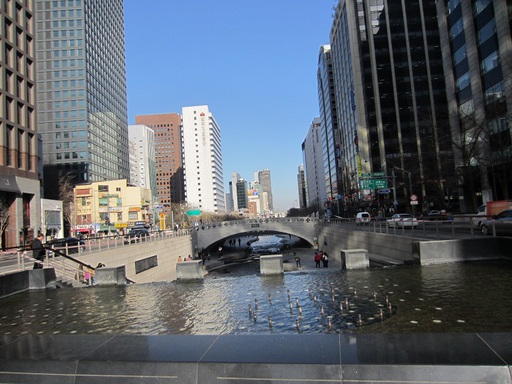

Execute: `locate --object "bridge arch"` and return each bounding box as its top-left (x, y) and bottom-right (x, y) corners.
top-left (193, 217), bottom-right (320, 251)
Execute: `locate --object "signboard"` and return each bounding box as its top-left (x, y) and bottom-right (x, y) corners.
top-left (360, 179), bottom-right (388, 189)
top-left (378, 189), bottom-right (390, 194)
top-left (410, 201), bottom-right (419, 205)
top-left (186, 209), bottom-right (201, 216)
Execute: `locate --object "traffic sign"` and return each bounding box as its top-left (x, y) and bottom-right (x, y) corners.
top-left (411, 194), bottom-right (418, 201)
top-left (378, 189), bottom-right (390, 194)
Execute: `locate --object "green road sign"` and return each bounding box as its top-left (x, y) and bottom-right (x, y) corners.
top-left (359, 179), bottom-right (388, 189)
top-left (186, 209), bottom-right (201, 216)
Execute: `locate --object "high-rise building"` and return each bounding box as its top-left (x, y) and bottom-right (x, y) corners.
top-left (134, 113), bottom-right (183, 214)
top-left (128, 124), bottom-right (157, 204)
top-left (330, 0), bottom-right (455, 213)
top-left (229, 172), bottom-right (241, 212)
top-left (1, 0), bottom-right (41, 248)
top-left (436, 0), bottom-right (512, 209)
top-left (36, 0), bottom-right (130, 199)
top-left (302, 118), bottom-right (326, 210)
top-left (181, 105), bottom-right (225, 213)
top-left (297, 165), bottom-right (307, 210)
top-left (235, 178), bottom-right (248, 210)
top-left (257, 169), bottom-right (273, 213)
top-left (317, 45), bottom-right (342, 215)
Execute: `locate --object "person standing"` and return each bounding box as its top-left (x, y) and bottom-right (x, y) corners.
top-left (314, 252), bottom-right (321, 268)
top-left (294, 252), bottom-right (301, 267)
top-left (32, 233), bottom-right (45, 269)
top-left (322, 252), bottom-right (329, 268)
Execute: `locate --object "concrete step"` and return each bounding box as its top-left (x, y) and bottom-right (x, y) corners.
top-left (369, 253), bottom-right (404, 266)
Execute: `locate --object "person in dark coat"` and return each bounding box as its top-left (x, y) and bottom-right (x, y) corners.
top-left (32, 233), bottom-right (45, 269)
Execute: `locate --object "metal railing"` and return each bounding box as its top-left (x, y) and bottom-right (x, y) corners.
top-left (321, 214), bottom-right (507, 240)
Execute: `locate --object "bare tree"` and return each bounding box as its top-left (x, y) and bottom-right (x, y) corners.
top-left (58, 171), bottom-right (75, 236)
top-left (0, 202), bottom-right (10, 250)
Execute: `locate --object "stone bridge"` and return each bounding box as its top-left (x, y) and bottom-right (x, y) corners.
top-left (192, 217), bottom-right (321, 251)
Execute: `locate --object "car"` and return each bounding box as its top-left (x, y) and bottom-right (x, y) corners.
top-left (47, 237), bottom-right (85, 254)
top-left (124, 228), bottom-right (150, 244)
top-left (355, 212), bottom-right (371, 225)
top-left (474, 204), bottom-right (487, 228)
top-left (480, 209), bottom-right (512, 236)
top-left (387, 213), bottom-right (418, 228)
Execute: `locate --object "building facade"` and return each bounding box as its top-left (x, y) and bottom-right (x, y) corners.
top-left (1, 0), bottom-right (41, 249)
top-left (74, 179), bottom-right (152, 236)
top-left (181, 105), bottom-right (225, 213)
top-left (256, 169), bottom-right (273, 214)
top-left (36, 0), bottom-right (130, 199)
top-left (135, 113), bottom-right (183, 214)
top-left (317, 45), bottom-right (342, 215)
top-left (330, 0), bottom-right (455, 214)
top-left (436, 0), bottom-right (512, 209)
top-left (297, 164), bottom-right (307, 210)
top-left (302, 117), bottom-right (326, 211)
top-left (128, 124), bottom-right (157, 204)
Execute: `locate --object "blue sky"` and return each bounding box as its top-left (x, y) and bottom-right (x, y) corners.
top-left (124, 1), bottom-right (336, 211)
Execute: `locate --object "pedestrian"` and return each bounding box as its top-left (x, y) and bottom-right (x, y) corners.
top-left (322, 252), bottom-right (329, 268)
top-left (238, 238), bottom-right (241, 247)
top-left (314, 252), bottom-right (321, 268)
top-left (177, 256), bottom-right (183, 263)
top-left (294, 252), bottom-right (301, 267)
top-left (32, 233), bottom-right (45, 269)
top-left (186, 255), bottom-right (192, 261)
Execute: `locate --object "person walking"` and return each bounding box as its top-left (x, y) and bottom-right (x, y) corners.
top-left (314, 252), bottom-right (321, 268)
top-left (32, 233), bottom-right (45, 269)
top-left (294, 252), bottom-right (301, 267)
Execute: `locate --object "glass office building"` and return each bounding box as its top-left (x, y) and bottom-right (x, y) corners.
top-left (436, 0), bottom-right (512, 209)
top-left (35, 0), bottom-right (129, 199)
top-left (330, 0), bottom-right (455, 213)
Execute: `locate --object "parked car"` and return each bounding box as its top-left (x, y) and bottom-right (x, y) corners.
top-left (124, 228), bottom-right (150, 244)
top-left (387, 213), bottom-right (418, 228)
top-left (355, 212), bottom-right (371, 225)
top-left (480, 209), bottom-right (512, 236)
top-left (47, 237), bottom-right (85, 254)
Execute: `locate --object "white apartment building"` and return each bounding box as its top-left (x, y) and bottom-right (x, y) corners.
top-left (181, 106), bottom-right (225, 213)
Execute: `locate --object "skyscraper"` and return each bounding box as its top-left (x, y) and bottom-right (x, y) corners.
top-left (181, 105), bottom-right (225, 213)
top-left (436, 0), bottom-right (512, 209)
top-left (36, 0), bottom-right (129, 199)
top-left (257, 169), bottom-right (273, 214)
top-left (330, 0), bottom-right (454, 212)
top-left (317, 45), bottom-right (342, 215)
top-left (128, 124), bottom-right (157, 204)
top-left (302, 118), bottom-right (326, 210)
top-left (1, 0), bottom-right (41, 248)
top-left (297, 165), bottom-right (307, 210)
top-left (135, 113), bottom-right (183, 214)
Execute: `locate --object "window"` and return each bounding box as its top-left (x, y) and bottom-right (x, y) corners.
top-left (481, 51), bottom-right (499, 74)
top-left (478, 19), bottom-right (496, 44)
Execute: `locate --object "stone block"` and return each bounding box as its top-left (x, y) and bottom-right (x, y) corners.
top-left (341, 249), bottom-right (369, 269)
top-left (95, 266), bottom-right (127, 285)
top-left (260, 255), bottom-right (283, 275)
top-left (176, 260), bottom-right (204, 281)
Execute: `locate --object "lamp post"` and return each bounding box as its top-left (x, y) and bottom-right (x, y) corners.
top-left (394, 166), bottom-right (413, 215)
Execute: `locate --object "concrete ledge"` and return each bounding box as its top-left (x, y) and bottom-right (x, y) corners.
top-left (0, 333), bottom-right (510, 383)
top-left (260, 254), bottom-right (283, 275)
top-left (341, 249), bottom-right (369, 269)
top-left (415, 237), bottom-right (512, 265)
top-left (0, 269), bottom-right (57, 298)
top-left (176, 260), bottom-right (204, 281)
top-left (95, 266), bottom-right (127, 285)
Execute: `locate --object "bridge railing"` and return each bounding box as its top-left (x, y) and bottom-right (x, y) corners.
top-left (323, 215), bottom-right (498, 240)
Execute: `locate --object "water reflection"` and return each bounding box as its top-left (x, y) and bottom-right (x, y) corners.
top-left (0, 261), bottom-right (511, 335)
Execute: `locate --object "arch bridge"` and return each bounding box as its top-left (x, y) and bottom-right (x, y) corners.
top-left (192, 217), bottom-right (321, 251)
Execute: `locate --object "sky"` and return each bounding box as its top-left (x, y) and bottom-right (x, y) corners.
top-left (124, 1), bottom-right (337, 211)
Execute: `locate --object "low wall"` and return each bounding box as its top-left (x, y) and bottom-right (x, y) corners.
top-left (414, 237), bottom-right (512, 265)
top-left (75, 235), bottom-right (194, 283)
top-left (317, 226), bottom-right (512, 265)
top-left (0, 269), bottom-right (57, 298)
top-left (176, 260), bottom-right (204, 281)
top-left (317, 226), bottom-right (418, 264)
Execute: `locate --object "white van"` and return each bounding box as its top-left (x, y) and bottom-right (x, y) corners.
top-left (355, 212), bottom-right (371, 225)
top-left (474, 204), bottom-right (486, 228)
